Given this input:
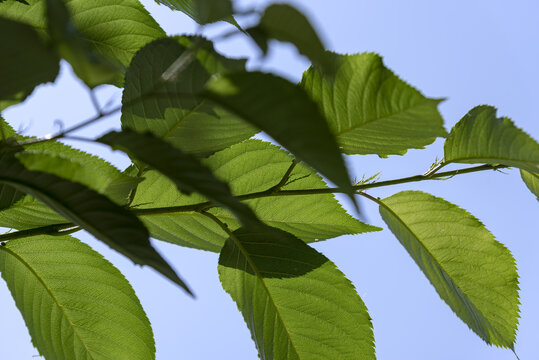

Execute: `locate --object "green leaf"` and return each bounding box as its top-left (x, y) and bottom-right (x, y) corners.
top-left (444, 105), bottom-right (539, 173)
top-left (133, 139), bottom-right (379, 252)
top-left (0, 16), bottom-right (59, 100)
top-left (379, 190), bottom-right (520, 348)
top-left (0, 235), bottom-right (155, 360)
top-left (520, 170), bottom-right (539, 201)
top-left (153, 0), bottom-right (238, 26)
top-left (0, 0), bottom-right (165, 81)
top-left (219, 225), bottom-right (375, 360)
top-left (122, 36), bottom-right (255, 156)
top-left (301, 52), bottom-right (447, 156)
top-left (247, 4), bottom-right (331, 72)
top-left (99, 130), bottom-right (258, 226)
top-left (0, 152), bottom-right (191, 293)
top-left (45, 0), bottom-right (122, 87)
top-left (204, 71), bottom-right (356, 204)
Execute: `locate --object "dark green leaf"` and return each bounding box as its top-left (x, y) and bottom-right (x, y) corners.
top-left (204, 71), bottom-right (356, 204)
top-left (99, 130), bottom-right (258, 226)
top-left (0, 235), bottom-right (155, 359)
top-left (379, 191), bottom-right (520, 348)
top-left (153, 0), bottom-right (238, 26)
top-left (0, 152), bottom-right (191, 293)
top-left (122, 36), bottom-right (255, 156)
top-left (444, 105), bottom-right (539, 173)
top-left (219, 225), bottom-right (375, 359)
top-left (133, 139), bottom-right (380, 252)
top-left (301, 52), bottom-right (447, 156)
top-left (520, 170), bottom-right (539, 201)
top-left (0, 16), bottom-right (59, 100)
top-left (247, 4), bottom-right (331, 72)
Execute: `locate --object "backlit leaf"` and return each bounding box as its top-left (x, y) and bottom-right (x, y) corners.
top-left (0, 152), bottom-right (190, 293)
top-left (219, 225), bottom-right (375, 360)
top-left (0, 235), bottom-right (155, 360)
top-left (153, 0), bottom-right (238, 26)
top-left (379, 190), bottom-right (520, 348)
top-left (204, 71), bottom-right (356, 203)
top-left (301, 52), bottom-right (447, 156)
top-left (520, 170), bottom-right (539, 201)
top-left (133, 139), bottom-right (379, 252)
top-left (121, 36), bottom-right (255, 156)
top-left (444, 105), bottom-right (539, 173)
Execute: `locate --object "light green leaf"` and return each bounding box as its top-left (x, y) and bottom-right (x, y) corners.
top-left (134, 139), bottom-right (379, 252)
top-left (0, 0), bottom-right (165, 80)
top-left (122, 36), bottom-right (256, 156)
top-left (153, 0), bottom-right (238, 26)
top-left (99, 130), bottom-right (258, 226)
top-left (520, 170), bottom-right (539, 201)
top-left (444, 105), bottom-right (539, 173)
top-left (45, 0), bottom-right (122, 87)
top-left (0, 152), bottom-right (190, 293)
top-left (219, 225), bottom-right (375, 360)
top-left (204, 71), bottom-right (356, 204)
top-left (247, 4), bottom-right (331, 72)
top-left (0, 235), bottom-right (155, 360)
top-left (0, 16), bottom-right (59, 100)
top-left (301, 52), bottom-right (447, 156)
top-left (379, 190), bottom-right (520, 348)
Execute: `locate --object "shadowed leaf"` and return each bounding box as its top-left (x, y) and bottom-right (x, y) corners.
top-left (520, 170), bottom-right (539, 201)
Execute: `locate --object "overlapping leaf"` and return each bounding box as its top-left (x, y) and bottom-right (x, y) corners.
top-left (121, 36), bottom-right (256, 156)
top-left (379, 190), bottom-right (520, 348)
top-left (301, 53), bottom-right (447, 156)
top-left (0, 16), bottom-right (59, 101)
top-left (0, 152), bottom-right (190, 293)
top-left (0, 0), bottom-right (165, 83)
top-left (204, 71), bottom-right (356, 203)
top-left (444, 106), bottom-right (539, 173)
top-left (153, 0), bottom-right (237, 26)
top-left (133, 139), bottom-right (378, 252)
top-left (0, 235), bottom-right (155, 360)
top-left (520, 170), bottom-right (539, 201)
top-left (247, 4), bottom-right (331, 72)
top-left (218, 225), bottom-right (375, 360)
top-left (99, 130), bottom-right (258, 226)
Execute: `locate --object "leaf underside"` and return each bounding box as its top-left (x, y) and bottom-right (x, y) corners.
top-left (520, 170), bottom-right (539, 201)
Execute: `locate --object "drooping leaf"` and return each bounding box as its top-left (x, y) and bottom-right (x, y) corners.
top-left (45, 0), bottom-right (122, 87)
top-left (132, 139), bottom-right (379, 252)
top-left (520, 170), bottom-right (539, 201)
top-left (99, 130), bottom-right (258, 226)
top-left (204, 71), bottom-right (356, 203)
top-left (444, 105), bottom-right (539, 173)
top-left (153, 0), bottom-right (238, 26)
top-left (0, 0), bottom-right (165, 83)
top-left (301, 52), bottom-right (447, 156)
top-left (0, 152), bottom-right (190, 293)
top-left (0, 16), bottom-right (59, 100)
top-left (0, 235), bottom-right (155, 360)
top-left (379, 190), bottom-right (520, 348)
top-left (121, 36), bottom-right (256, 156)
top-left (219, 225), bottom-right (375, 360)
top-left (247, 4), bottom-right (331, 72)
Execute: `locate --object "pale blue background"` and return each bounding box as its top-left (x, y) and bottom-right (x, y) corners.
top-left (1, 1), bottom-right (538, 359)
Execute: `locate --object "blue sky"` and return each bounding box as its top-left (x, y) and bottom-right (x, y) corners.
top-left (1, 1), bottom-right (538, 359)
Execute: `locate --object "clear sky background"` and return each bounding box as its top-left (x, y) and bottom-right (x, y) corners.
top-left (1, 1), bottom-right (538, 359)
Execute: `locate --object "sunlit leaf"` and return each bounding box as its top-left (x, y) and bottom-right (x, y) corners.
top-left (204, 71), bottom-right (356, 203)
top-left (99, 130), bottom-right (258, 226)
top-left (0, 16), bottom-right (59, 100)
top-left (301, 52), bottom-right (447, 156)
top-left (122, 36), bottom-right (255, 156)
top-left (133, 139), bottom-right (378, 252)
top-left (219, 224), bottom-right (375, 360)
top-left (247, 4), bottom-right (331, 72)
top-left (444, 105), bottom-right (539, 173)
top-left (0, 152), bottom-right (190, 293)
top-left (153, 0), bottom-right (238, 26)
top-left (520, 170), bottom-right (539, 201)
top-left (379, 190), bottom-right (520, 348)
top-left (0, 235), bottom-right (155, 360)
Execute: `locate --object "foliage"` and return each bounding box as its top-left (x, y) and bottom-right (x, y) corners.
top-left (0, 0), bottom-right (537, 359)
